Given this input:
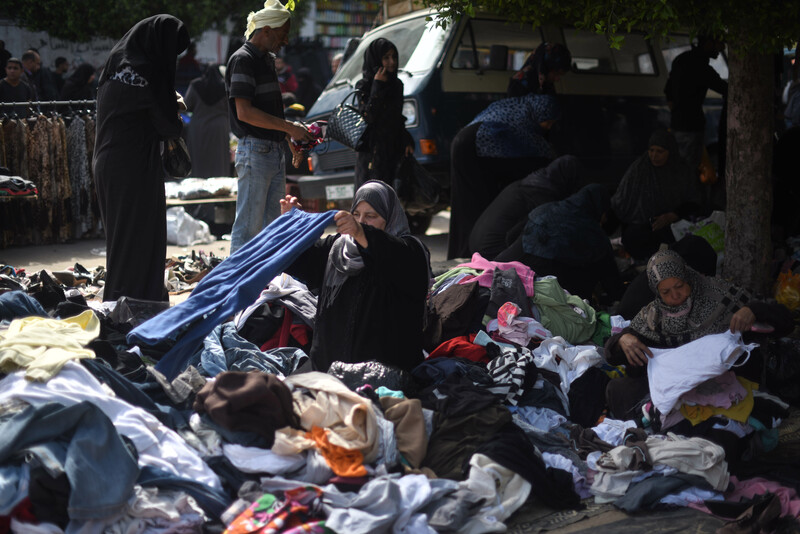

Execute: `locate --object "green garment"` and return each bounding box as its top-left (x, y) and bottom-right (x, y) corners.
top-left (431, 267), bottom-right (481, 293)
top-left (592, 311), bottom-right (612, 346)
top-left (532, 277), bottom-right (596, 344)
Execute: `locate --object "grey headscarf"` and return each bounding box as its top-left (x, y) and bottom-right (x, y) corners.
top-left (631, 249), bottom-right (752, 346)
top-left (321, 181), bottom-right (424, 309)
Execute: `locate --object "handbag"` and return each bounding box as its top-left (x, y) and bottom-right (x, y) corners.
top-left (162, 137), bottom-right (192, 178)
top-left (394, 155), bottom-right (441, 215)
top-left (326, 90), bottom-right (367, 150)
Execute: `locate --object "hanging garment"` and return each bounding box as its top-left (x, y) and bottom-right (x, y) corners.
top-left (66, 116), bottom-right (92, 238)
top-left (128, 209), bottom-right (336, 379)
top-left (52, 116), bottom-right (72, 242)
top-left (2, 118), bottom-right (29, 179)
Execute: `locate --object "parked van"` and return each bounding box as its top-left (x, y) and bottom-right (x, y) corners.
top-left (299, 8), bottom-right (727, 227)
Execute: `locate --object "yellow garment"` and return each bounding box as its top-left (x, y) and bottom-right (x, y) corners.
top-left (306, 425), bottom-right (367, 477)
top-left (245, 0), bottom-right (291, 37)
top-left (0, 310), bottom-right (98, 381)
top-left (680, 376), bottom-right (758, 426)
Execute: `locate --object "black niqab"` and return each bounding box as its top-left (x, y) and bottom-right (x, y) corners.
top-left (98, 14), bottom-right (189, 122)
top-left (60, 63), bottom-right (96, 100)
top-left (190, 64), bottom-right (226, 106)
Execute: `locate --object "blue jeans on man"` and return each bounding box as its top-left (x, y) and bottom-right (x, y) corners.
top-left (231, 136), bottom-right (286, 253)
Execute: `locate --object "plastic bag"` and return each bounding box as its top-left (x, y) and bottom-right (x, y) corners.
top-left (162, 138), bottom-right (192, 178)
top-left (774, 271), bottom-right (800, 310)
top-left (166, 206), bottom-right (215, 246)
top-left (394, 155), bottom-right (441, 215)
top-left (328, 360), bottom-right (415, 395)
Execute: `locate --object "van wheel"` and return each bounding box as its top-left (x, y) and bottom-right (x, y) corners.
top-left (407, 212), bottom-right (433, 235)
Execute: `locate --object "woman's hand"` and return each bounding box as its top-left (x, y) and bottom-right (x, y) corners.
top-left (279, 195), bottom-right (302, 215)
top-left (334, 210), bottom-right (367, 247)
top-left (618, 333), bottom-right (653, 367)
top-left (730, 306), bottom-right (756, 333)
top-left (287, 142), bottom-right (304, 168)
top-left (374, 66), bottom-right (388, 82)
top-left (651, 212), bottom-right (679, 231)
top-left (404, 145), bottom-right (414, 156)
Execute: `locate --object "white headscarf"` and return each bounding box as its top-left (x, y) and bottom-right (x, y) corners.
top-left (245, 0), bottom-right (291, 38)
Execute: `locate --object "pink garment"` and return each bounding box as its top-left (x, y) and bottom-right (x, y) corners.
top-left (680, 371), bottom-right (748, 410)
top-left (457, 253), bottom-right (535, 296)
top-left (497, 302), bottom-right (521, 327)
top-left (690, 476), bottom-right (800, 518)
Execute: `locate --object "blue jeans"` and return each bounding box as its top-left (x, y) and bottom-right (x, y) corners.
top-left (231, 136), bottom-right (286, 254)
top-left (0, 402), bottom-right (139, 520)
top-left (192, 322), bottom-right (308, 378)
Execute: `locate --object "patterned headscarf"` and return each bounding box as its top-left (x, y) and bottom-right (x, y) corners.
top-left (472, 93), bottom-right (561, 159)
top-left (631, 249), bottom-right (751, 346)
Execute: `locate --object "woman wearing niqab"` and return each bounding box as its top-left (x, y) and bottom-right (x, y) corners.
top-left (94, 15), bottom-right (190, 302)
top-left (60, 63), bottom-right (97, 100)
top-left (185, 65), bottom-right (231, 178)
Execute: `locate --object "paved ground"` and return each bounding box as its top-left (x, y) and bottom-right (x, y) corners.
top-left (0, 211), bottom-right (452, 275)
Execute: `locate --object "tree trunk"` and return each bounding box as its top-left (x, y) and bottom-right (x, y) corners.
top-left (722, 44), bottom-right (774, 296)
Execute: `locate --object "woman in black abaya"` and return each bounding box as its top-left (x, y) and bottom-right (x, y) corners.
top-left (354, 38), bottom-right (414, 189)
top-left (94, 15), bottom-right (189, 302)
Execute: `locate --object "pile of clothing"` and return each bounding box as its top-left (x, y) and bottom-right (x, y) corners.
top-left (0, 237), bottom-right (797, 534)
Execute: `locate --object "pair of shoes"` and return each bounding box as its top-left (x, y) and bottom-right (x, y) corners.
top-left (717, 492), bottom-right (782, 534)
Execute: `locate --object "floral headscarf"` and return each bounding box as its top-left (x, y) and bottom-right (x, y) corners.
top-left (631, 249), bottom-right (751, 346)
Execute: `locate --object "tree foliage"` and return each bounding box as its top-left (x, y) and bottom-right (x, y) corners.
top-left (422, 0), bottom-right (800, 53)
top-left (1, 0), bottom-right (310, 41)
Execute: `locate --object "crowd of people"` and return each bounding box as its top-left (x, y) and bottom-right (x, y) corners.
top-left (2, 2), bottom-right (800, 532)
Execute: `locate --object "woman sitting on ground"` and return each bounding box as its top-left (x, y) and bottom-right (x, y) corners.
top-left (468, 155), bottom-right (582, 261)
top-left (604, 249), bottom-right (793, 420)
top-left (611, 129), bottom-right (703, 261)
top-left (494, 184), bottom-right (624, 303)
top-left (281, 181), bottom-right (431, 373)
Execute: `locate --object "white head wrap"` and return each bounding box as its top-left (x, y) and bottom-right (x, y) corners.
top-left (245, 0), bottom-right (291, 38)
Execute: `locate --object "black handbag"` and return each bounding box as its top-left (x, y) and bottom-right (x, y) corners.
top-left (162, 137), bottom-right (192, 178)
top-left (326, 90), bottom-right (367, 150)
top-left (394, 155), bottom-right (441, 214)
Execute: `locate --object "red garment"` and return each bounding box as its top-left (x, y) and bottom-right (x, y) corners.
top-left (428, 333), bottom-right (488, 363)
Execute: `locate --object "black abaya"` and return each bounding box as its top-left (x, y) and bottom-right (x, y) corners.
top-left (94, 15), bottom-right (189, 302)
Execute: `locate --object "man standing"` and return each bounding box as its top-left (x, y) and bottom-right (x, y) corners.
top-left (664, 35), bottom-right (728, 175)
top-left (0, 58), bottom-right (35, 117)
top-left (226, 0), bottom-right (312, 253)
top-left (53, 57), bottom-right (69, 94)
top-left (21, 49), bottom-right (58, 100)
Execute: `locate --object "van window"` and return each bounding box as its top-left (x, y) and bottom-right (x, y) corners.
top-left (562, 29), bottom-right (657, 75)
top-left (451, 19), bottom-right (544, 70)
top-left (661, 35), bottom-right (729, 80)
top-left (330, 16), bottom-right (447, 85)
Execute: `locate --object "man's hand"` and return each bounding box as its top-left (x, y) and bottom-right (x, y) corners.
top-left (618, 333), bottom-right (653, 367)
top-left (334, 210), bottom-right (367, 247)
top-left (286, 121), bottom-right (313, 142)
top-left (404, 145), bottom-right (414, 156)
top-left (279, 195), bottom-right (302, 215)
top-left (730, 306), bottom-right (756, 333)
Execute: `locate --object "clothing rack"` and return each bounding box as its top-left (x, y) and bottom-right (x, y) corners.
top-left (0, 99), bottom-right (96, 108)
